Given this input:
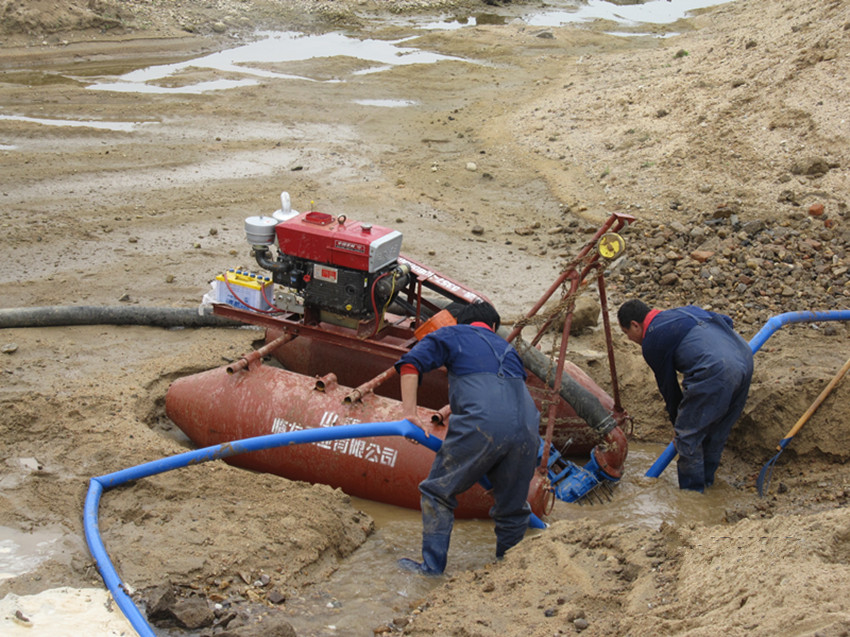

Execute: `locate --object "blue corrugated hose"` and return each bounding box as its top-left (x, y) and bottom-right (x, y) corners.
top-left (84, 419), bottom-right (546, 637)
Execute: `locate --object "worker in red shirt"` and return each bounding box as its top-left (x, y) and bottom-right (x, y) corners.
top-left (395, 301), bottom-right (540, 575)
top-left (618, 299), bottom-right (753, 492)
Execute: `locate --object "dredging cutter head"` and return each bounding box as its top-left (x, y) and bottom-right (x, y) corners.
top-left (544, 427), bottom-right (627, 505)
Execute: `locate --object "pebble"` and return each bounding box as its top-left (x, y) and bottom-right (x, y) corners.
top-left (12, 610), bottom-right (31, 627)
top-left (608, 207), bottom-right (850, 331)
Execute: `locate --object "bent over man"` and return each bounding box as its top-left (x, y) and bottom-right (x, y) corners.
top-left (395, 301), bottom-right (540, 575)
top-left (617, 299), bottom-right (754, 492)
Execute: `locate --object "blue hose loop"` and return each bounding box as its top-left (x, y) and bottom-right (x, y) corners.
top-left (645, 309), bottom-right (850, 478)
top-left (84, 419), bottom-right (545, 636)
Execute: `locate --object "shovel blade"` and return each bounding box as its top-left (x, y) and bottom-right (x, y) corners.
top-left (756, 450), bottom-right (782, 497)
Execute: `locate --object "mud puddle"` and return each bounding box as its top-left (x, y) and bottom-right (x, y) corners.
top-left (0, 0), bottom-right (736, 105)
top-left (258, 443), bottom-right (748, 636)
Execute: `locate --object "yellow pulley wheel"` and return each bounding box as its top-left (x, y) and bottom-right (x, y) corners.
top-left (597, 232), bottom-right (625, 260)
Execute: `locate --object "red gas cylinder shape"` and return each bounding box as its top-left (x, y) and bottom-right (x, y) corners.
top-left (165, 363), bottom-right (553, 519)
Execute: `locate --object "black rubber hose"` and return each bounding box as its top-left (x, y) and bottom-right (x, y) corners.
top-left (0, 306), bottom-right (241, 329)
top-left (504, 330), bottom-right (617, 436)
top-left (0, 304), bottom-right (616, 434)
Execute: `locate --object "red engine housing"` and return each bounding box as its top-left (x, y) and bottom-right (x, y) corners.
top-left (276, 211), bottom-right (403, 273)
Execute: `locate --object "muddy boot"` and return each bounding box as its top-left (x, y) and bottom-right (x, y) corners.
top-left (398, 533), bottom-right (450, 576)
top-left (676, 454), bottom-right (706, 493)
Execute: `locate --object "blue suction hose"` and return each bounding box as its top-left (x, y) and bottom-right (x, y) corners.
top-left (645, 309), bottom-right (850, 478)
top-left (85, 419), bottom-right (545, 637)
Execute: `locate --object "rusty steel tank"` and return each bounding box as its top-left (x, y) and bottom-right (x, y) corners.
top-left (166, 361), bottom-right (554, 518)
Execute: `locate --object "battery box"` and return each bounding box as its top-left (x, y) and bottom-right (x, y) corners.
top-left (214, 269), bottom-right (274, 312)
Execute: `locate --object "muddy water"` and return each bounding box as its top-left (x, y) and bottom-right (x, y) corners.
top-left (551, 443), bottom-right (745, 529)
top-left (0, 527), bottom-right (67, 582)
top-left (280, 442), bottom-right (749, 636)
top-left (0, 443), bottom-right (749, 636)
top-left (279, 499), bottom-right (515, 636)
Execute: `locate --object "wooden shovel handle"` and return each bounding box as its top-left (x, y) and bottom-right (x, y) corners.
top-left (778, 354), bottom-right (850, 450)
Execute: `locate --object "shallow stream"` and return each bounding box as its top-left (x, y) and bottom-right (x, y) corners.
top-left (275, 442), bottom-right (748, 636)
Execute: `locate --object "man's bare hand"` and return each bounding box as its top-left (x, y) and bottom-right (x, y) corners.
top-left (403, 411), bottom-right (432, 438)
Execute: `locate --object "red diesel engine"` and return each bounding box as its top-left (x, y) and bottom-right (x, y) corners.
top-left (245, 202), bottom-right (409, 324)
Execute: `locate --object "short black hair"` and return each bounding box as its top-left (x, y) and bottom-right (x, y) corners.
top-left (444, 302), bottom-right (467, 318)
top-left (617, 299), bottom-right (650, 329)
top-left (455, 301), bottom-right (500, 331)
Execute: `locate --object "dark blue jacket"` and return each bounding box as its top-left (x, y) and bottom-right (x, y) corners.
top-left (641, 306), bottom-right (736, 423)
top-left (396, 324), bottom-right (528, 380)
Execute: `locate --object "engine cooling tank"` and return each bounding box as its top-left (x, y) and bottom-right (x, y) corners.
top-left (165, 364), bottom-right (553, 519)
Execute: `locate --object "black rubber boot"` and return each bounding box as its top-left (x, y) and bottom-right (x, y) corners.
top-left (398, 533), bottom-right (450, 576)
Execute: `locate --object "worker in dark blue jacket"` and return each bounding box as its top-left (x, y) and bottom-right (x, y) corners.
top-left (617, 299), bottom-right (753, 492)
top-left (395, 301), bottom-right (540, 575)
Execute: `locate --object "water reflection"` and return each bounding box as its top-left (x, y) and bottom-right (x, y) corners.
top-left (352, 98), bottom-right (417, 108)
top-left (88, 31), bottom-right (472, 95)
top-left (414, 0), bottom-right (734, 31)
top-left (0, 526), bottom-right (63, 581)
top-left (522, 0), bottom-right (735, 28)
top-left (0, 113), bottom-right (151, 132)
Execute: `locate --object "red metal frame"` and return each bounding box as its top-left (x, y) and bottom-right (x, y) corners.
top-left (504, 212), bottom-right (635, 469)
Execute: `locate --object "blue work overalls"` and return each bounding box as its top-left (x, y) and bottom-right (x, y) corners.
top-left (398, 325), bottom-right (539, 573)
top-left (644, 307), bottom-right (754, 492)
